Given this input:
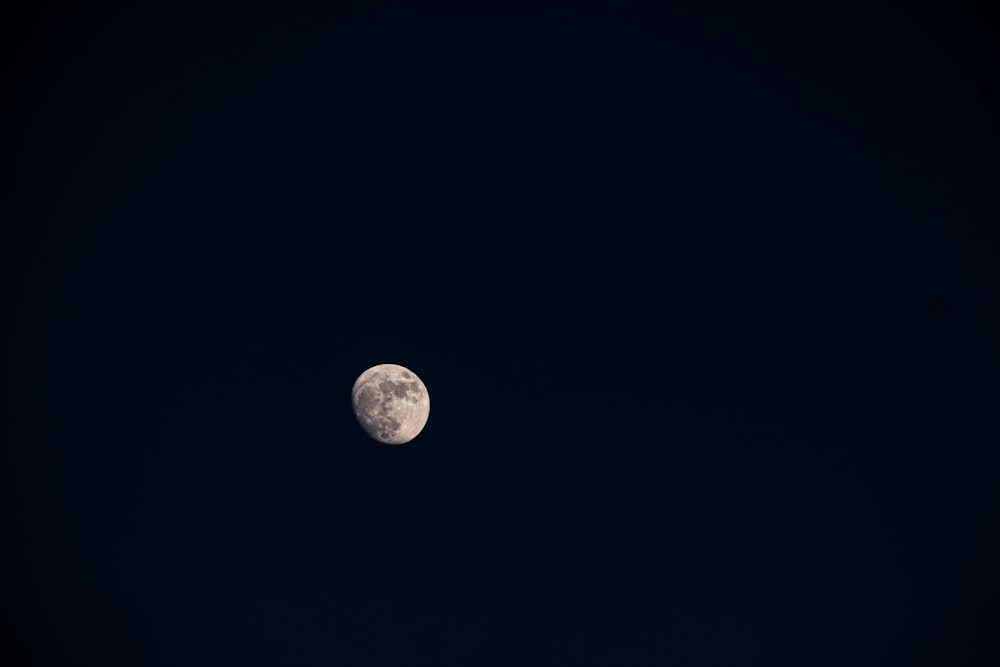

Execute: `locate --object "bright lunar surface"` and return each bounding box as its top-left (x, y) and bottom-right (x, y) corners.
top-left (351, 364), bottom-right (430, 445)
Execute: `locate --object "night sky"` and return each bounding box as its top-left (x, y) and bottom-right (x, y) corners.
top-left (3, 1), bottom-right (1000, 665)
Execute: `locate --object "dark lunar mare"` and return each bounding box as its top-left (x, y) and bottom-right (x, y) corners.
top-left (357, 384), bottom-right (400, 440)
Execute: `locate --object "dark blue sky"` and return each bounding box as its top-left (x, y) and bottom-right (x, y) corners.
top-left (4, 1), bottom-right (999, 665)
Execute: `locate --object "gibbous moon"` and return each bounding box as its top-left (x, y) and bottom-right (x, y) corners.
top-left (351, 364), bottom-right (430, 445)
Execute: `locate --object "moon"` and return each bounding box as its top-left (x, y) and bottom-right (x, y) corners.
top-left (351, 364), bottom-right (430, 445)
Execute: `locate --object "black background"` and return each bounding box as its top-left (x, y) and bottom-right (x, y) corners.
top-left (4, 1), bottom-right (999, 664)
